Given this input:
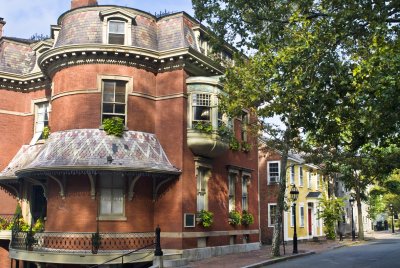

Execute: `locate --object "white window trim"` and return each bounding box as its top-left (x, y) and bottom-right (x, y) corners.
top-left (98, 75), bottom-right (132, 126)
top-left (300, 203), bottom-right (305, 227)
top-left (298, 166), bottom-right (303, 187)
top-left (267, 161), bottom-right (280, 184)
top-left (101, 13), bottom-right (133, 45)
top-left (30, 100), bottom-right (50, 145)
top-left (290, 165), bottom-right (295, 185)
top-left (268, 203), bottom-right (277, 227)
top-left (308, 172), bottom-right (312, 189)
top-left (98, 174), bottom-right (127, 221)
top-left (241, 173), bottom-right (251, 211)
top-left (195, 158), bottom-right (212, 212)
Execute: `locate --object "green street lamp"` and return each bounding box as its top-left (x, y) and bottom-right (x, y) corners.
top-left (290, 184), bottom-right (299, 254)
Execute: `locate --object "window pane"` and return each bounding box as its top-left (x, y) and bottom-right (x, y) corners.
top-left (115, 82), bottom-right (126, 102)
top-left (109, 21), bottom-right (125, 33)
top-left (109, 34), bottom-right (124, 45)
top-left (193, 106), bottom-right (210, 121)
top-left (100, 189), bottom-right (112, 215)
top-left (112, 189), bottom-right (124, 214)
top-left (103, 103), bottom-right (114, 113)
top-left (114, 104), bottom-right (125, 114)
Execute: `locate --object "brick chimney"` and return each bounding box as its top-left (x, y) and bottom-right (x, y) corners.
top-left (0, 18), bottom-right (6, 39)
top-left (71, 0), bottom-right (98, 9)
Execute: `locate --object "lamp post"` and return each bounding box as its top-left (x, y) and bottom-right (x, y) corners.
top-left (349, 197), bottom-right (356, 241)
top-left (290, 184), bottom-right (299, 254)
top-left (390, 204), bottom-right (395, 234)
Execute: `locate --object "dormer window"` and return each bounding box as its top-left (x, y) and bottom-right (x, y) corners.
top-left (108, 20), bottom-right (125, 45)
top-left (100, 8), bottom-right (135, 46)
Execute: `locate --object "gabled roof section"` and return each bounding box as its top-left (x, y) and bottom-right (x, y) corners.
top-left (16, 129), bottom-right (181, 177)
top-left (31, 39), bottom-right (53, 53)
top-left (99, 7), bottom-right (137, 21)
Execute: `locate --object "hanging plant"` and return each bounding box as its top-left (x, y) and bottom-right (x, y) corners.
top-left (228, 210), bottom-right (241, 226)
top-left (241, 210), bottom-right (254, 226)
top-left (197, 209), bottom-right (214, 228)
top-left (103, 117), bottom-right (125, 137)
top-left (229, 137), bottom-right (240, 151)
top-left (241, 141), bottom-right (252, 153)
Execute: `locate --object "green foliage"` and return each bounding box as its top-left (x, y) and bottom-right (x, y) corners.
top-left (228, 210), bottom-right (241, 226)
top-left (42, 126), bottom-right (51, 139)
top-left (317, 196), bottom-right (345, 240)
top-left (32, 218), bottom-right (45, 233)
top-left (193, 121), bottom-right (213, 134)
top-left (217, 122), bottom-right (233, 140)
top-left (241, 210), bottom-right (254, 226)
top-left (241, 141), bottom-right (251, 152)
top-left (197, 210), bottom-right (214, 228)
top-left (103, 117), bottom-right (125, 137)
top-left (229, 137), bottom-right (240, 151)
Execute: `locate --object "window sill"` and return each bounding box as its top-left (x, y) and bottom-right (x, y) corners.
top-left (97, 216), bottom-right (127, 221)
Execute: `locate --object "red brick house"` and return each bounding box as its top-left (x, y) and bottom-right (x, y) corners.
top-left (0, 1), bottom-right (259, 267)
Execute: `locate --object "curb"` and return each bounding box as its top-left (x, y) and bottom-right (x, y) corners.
top-left (241, 251), bottom-right (316, 268)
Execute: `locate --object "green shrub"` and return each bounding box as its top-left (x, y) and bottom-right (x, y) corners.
top-left (197, 210), bottom-right (214, 228)
top-left (241, 210), bottom-right (254, 226)
top-left (228, 210), bottom-right (241, 226)
top-left (103, 117), bottom-right (125, 137)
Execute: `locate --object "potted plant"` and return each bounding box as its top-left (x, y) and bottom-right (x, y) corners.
top-left (241, 210), bottom-right (254, 226)
top-left (196, 210), bottom-right (214, 228)
top-left (102, 117), bottom-right (125, 137)
top-left (228, 210), bottom-right (241, 226)
top-left (229, 137), bottom-right (240, 151)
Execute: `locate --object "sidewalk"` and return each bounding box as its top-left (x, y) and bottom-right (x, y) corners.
top-left (187, 236), bottom-right (373, 268)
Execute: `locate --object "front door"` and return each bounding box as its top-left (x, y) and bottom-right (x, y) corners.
top-left (308, 208), bottom-right (312, 236)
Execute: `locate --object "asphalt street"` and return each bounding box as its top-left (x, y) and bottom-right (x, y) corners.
top-left (265, 236), bottom-right (400, 268)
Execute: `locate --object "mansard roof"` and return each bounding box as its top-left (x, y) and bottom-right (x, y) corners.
top-left (0, 37), bottom-right (37, 75)
top-left (16, 129), bottom-right (181, 177)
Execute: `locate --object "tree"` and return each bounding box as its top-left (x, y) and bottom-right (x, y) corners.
top-left (318, 194), bottom-right (345, 239)
top-left (193, 0), bottom-right (400, 255)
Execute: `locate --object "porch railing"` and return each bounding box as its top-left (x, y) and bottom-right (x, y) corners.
top-left (10, 231), bottom-right (155, 254)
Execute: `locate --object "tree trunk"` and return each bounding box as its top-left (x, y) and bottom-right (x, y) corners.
top-left (355, 186), bottom-right (364, 240)
top-left (271, 132), bottom-right (290, 257)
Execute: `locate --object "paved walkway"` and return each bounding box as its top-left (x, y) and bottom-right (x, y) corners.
top-left (187, 231), bottom-right (399, 268)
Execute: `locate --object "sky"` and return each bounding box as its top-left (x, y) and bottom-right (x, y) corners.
top-left (0, 0), bottom-right (195, 39)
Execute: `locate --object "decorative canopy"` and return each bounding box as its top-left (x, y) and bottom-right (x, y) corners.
top-left (0, 144), bottom-right (43, 181)
top-left (15, 129), bottom-right (181, 177)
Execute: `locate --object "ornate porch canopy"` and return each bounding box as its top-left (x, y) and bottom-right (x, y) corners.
top-left (15, 129), bottom-right (181, 177)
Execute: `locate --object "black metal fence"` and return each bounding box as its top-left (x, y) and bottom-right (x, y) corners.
top-left (11, 231), bottom-right (155, 253)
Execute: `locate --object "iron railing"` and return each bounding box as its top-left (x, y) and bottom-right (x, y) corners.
top-left (0, 214), bottom-right (15, 230)
top-left (11, 231), bottom-right (155, 254)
